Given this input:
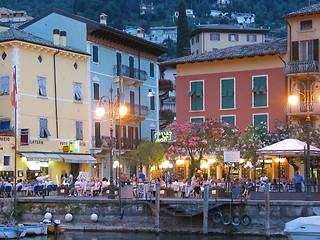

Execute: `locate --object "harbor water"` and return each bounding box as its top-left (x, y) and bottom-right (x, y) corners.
top-left (23, 231), bottom-right (289, 240)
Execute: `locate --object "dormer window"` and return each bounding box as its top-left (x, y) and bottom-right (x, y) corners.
top-left (300, 20), bottom-right (312, 30)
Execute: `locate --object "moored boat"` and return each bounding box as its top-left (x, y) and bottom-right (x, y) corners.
top-left (0, 224), bottom-right (26, 239)
top-left (284, 216), bottom-right (320, 240)
top-left (24, 224), bottom-right (48, 235)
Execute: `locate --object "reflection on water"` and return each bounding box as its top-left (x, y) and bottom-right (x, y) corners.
top-left (23, 231), bottom-right (289, 240)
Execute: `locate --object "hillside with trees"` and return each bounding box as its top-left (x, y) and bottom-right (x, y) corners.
top-left (1, 0), bottom-right (319, 31)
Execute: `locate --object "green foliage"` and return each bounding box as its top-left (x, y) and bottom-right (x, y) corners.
top-left (176, 0), bottom-right (191, 57)
top-left (132, 142), bottom-right (166, 166)
top-left (12, 203), bottom-right (32, 217)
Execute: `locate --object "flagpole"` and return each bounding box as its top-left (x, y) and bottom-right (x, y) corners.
top-left (12, 66), bottom-right (17, 217)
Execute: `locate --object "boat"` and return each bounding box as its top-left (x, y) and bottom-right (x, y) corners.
top-left (0, 224), bottom-right (26, 239)
top-left (24, 224), bottom-right (48, 235)
top-left (284, 215), bottom-right (320, 240)
top-left (43, 219), bottom-right (63, 235)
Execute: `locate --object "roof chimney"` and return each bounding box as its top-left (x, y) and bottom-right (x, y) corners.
top-left (53, 29), bottom-right (60, 45)
top-left (60, 31), bottom-right (67, 47)
top-left (100, 13), bottom-right (107, 25)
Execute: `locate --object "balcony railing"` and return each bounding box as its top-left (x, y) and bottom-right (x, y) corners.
top-left (285, 60), bottom-right (319, 74)
top-left (92, 136), bottom-right (144, 150)
top-left (113, 65), bottom-right (147, 81)
top-left (124, 102), bottom-right (149, 118)
top-left (285, 102), bottom-right (320, 115)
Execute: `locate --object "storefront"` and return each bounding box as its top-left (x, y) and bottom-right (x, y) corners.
top-left (18, 152), bottom-right (97, 184)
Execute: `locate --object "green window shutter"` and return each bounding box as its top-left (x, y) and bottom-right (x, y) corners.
top-left (221, 79), bottom-right (234, 109)
top-left (150, 63), bottom-right (155, 78)
top-left (93, 45), bottom-right (98, 63)
top-left (191, 117), bottom-right (203, 123)
top-left (190, 81), bottom-right (203, 111)
top-left (254, 114), bottom-right (267, 128)
top-left (116, 53), bottom-right (122, 76)
top-left (93, 83), bottom-right (99, 100)
top-left (222, 116), bottom-right (235, 125)
top-left (253, 77), bottom-right (267, 107)
top-left (129, 56), bottom-right (134, 78)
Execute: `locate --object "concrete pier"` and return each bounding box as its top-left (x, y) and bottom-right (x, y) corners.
top-left (1, 195), bottom-right (319, 237)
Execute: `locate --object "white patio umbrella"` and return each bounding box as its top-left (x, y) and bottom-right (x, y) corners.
top-left (256, 138), bottom-right (320, 156)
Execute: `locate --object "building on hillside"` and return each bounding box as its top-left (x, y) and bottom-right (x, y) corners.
top-left (160, 39), bottom-right (290, 180)
top-left (210, 10), bottom-right (224, 17)
top-left (0, 28), bottom-right (92, 184)
top-left (190, 24), bottom-right (269, 55)
top-left (19, 9), bottom-right (167, 179)
top-left (124, 27), bottom-right (145, 39)
top-left (0, 8), bottom-right (33, 24)
top-left (216, 0), bottom-right (231, 4)
top-left (174, 9), bottom-right (195, 18)
top-left (231, 13), bottom-right (255, 24)
top-left (140, 3), bottom-right (154, 15)
top-left (149, 26), bottom-right (177, 44)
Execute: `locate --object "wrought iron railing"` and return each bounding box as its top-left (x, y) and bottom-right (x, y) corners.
top-left (123, 102), bottom-right (149, 118)
top-left (113, 65), bottom-right (147, 81)
top-left (285, 60), bottom-right (319, 74)
top-left (285, 102), bottom-right (320, 114)
top-left (92, 136), bottom-right (144, 150)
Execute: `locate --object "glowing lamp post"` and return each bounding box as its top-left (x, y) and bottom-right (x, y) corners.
top-left (96, 88), bottom-right (127, 199)
top-left (288, 75), bottom-right (320, 201)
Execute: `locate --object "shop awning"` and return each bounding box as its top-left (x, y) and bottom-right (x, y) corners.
top-left (21, 153), bottom-right (63, 162)
top-left (60, 154), bottom-right (97, 164)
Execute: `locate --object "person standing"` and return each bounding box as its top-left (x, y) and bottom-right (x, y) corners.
top-left (68, 171), bottom-right (74, 185)
top-left (293, 171), bottom-right (304, 192)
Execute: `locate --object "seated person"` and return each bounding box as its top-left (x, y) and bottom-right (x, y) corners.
top-left (90, 179), bottom-right (101, 197)
top-left (77, 178), bottom-right (87, 196)
top-left (69, 179), bottom-right (81, 197)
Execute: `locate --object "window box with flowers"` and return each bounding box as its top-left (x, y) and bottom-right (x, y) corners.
top-left (102, 185), bottom-right (119, 196)
top-left (160, 186), bottom-right (174, 198)
top-left (209, 186), bottom-right (225, 198)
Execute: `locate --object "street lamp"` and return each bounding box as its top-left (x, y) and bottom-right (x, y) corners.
top-left (96, 88), bottom-right (127, 199)
top-left (288, 75), bottom-right (320, 201)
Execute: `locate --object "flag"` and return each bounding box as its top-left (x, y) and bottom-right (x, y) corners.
top-left (11, 66), bottom-right (17, 108)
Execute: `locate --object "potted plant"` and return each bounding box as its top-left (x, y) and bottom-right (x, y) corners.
top-left (160, 186), bottom-right (174, 198)
top-left (57, 185), bottom-right (71, 195)
top-left (209, 186), bottom-right (225, 198)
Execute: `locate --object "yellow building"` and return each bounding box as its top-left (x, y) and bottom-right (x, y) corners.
top-left (0, 28), bottom-right (93, 184)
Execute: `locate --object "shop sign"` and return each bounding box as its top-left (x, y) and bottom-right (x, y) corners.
top-left (73, 140), bottom-right (80, 152)
top-left (63, 146), bottom-right (70, 152)
top-left (20, 128), bottom-right (29, 146)
top-left (224, 151), bottom-right (240, 163)
top-left (154, 131), bottom-right (173, 142)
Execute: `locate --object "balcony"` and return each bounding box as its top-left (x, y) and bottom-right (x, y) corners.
top-left (92, 136), bottom-right (143, 150)
top-left (122, 102), bottom-right (149, 122)
top-left (285, 102), bottom-right (320, 116)
top-left (285, 60), bottom-right (319, 75)
top-left (113, 65), bottom-right (147, 87)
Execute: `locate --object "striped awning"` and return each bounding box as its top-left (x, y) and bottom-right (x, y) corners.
top-left (21, 153), bottom-right (63, 162)
top-left (60, 154), bottom-right (97, 164)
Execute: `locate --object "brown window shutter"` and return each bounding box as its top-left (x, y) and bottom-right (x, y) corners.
top-left (313, 39), bottom-right (319, 61)
top-left (292, 41), bottom-right (299, 61)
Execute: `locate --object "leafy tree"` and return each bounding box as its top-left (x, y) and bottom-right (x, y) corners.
top-left (176, 0), bottom-right (191, 57)
top-left (167, 118), bottom-right (241, 177)
top-left (132, 142), bottom-right (166, 170)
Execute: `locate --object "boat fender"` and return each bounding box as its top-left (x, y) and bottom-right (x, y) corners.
top-left (222, 214), bottom-right (232, 225)
top-left (213, 212), bottom-right (223, 223)
top-left (231, 215), bottom-right (242, 226)
top-left (241, 215), bottom-right (252, 226)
